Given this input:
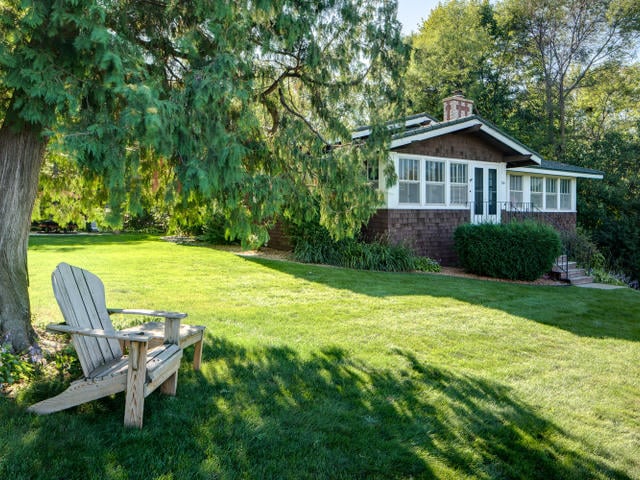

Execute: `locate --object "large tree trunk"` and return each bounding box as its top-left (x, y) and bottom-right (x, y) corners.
top-left (0, 124), bottom-right (47, 352)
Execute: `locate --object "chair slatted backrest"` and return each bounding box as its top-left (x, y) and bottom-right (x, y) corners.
top-left (52, 263), bottom-right (123, 377)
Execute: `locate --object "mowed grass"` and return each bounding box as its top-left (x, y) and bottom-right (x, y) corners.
top-left (1, 233), bottom-right (639, 479)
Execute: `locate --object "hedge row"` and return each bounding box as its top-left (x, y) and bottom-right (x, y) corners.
top-left (454, 221), bottom-right (561, 281)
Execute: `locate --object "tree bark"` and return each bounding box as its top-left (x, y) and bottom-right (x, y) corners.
top-left (0, 124), bottom-right (47, 352)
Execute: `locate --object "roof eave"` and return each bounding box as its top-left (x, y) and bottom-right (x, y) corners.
top-left (509, 166), bottom-right (604, 179)
top-left (390, 117), bottom-right (543, 165)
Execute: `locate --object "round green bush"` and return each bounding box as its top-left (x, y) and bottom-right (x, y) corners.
top-left (454, 221), bottom-right (562, 281)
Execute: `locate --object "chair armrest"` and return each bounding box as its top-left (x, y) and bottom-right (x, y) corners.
top-left (47, 324), bottom-right (153, 343)
top-left (107, 308), bottom-right (187, 319)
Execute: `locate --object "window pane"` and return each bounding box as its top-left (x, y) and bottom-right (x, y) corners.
top-left (508, 175), bottom-right (524, 207)
top-left (510, 191), bottom-right (524, 205)
top-left (399, 158), bottom-right (419, 181)
top-left (399, 158), bottom-right (420, 204)
top-left (450, 163), bottom-right (467, 184)
top-left (531, 177), bottom-right (543, 192)
top-left (450, 163), bottom-right (467, 205)
top-left (560, 179), bottom-right (571, 210)
top-left (546, 178), bottom-right (557, 193)
top-left (399, 182), bottom-right (420, 203)
top-left (509, 175), bottom-right (523, 191)
top-left (426, 184), bottom-right (445, 204)
top-left (451, 185), bottom-right (467, 205)
top-left (531, 193), bottom-right (543, 209)
top-left (425, 161), bottom-right (444, 182)
top-left (546, 178), bottom-right (557, 209)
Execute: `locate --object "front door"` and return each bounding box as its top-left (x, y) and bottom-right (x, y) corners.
top-left (472, 166), bottom-right (499, 223)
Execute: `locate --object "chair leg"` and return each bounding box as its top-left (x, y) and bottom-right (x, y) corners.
top-left (192, 338), bottom-right (203, 371)
top-left (160, 371), bottom-right (178, 395)
top-left (124, 341), bottom-right (147, 428)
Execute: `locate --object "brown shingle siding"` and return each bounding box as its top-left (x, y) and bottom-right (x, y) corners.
top-left (394, 133), bottom-right (504, 163)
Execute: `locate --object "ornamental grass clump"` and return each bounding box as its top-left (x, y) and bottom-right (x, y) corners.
top-left (454, 221), bottom-right (561, 281)
top-left (290, 221), bottom-right (440, 272)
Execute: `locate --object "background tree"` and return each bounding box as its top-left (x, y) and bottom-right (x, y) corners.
top-left (405, 0), bottom-right (514, 122)
top-left (497, 0), bottom-right (638, 156)
top-left (0, 0), bottom-right (407, 352)
top-left (570, 63), bottom-right (640, 143)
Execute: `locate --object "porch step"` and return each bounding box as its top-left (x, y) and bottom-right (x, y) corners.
top-left (552, 257), bottom-right (594, 285)
top-left (569, 275), bottom-right (594, 285)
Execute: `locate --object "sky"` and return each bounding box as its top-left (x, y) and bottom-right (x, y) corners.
top-left (396, 0), bottom-right (441, 36)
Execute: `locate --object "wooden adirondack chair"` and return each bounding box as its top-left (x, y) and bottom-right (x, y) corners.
top-left (28, 262), bottom-right (195, 428)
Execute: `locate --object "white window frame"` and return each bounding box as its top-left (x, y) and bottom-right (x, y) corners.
top-left (508, 175), bottom-right (524, 208)
top-left (545, 178), bottom-right (558, 210)
top-left (425, 160), bottom-right (445, 205)
top-left (559, 178), bottom-right (572, 210)
top-left (530, 176), bottom-right (543, 210)
top-left (450, 162), bottom-right (468, 205)
top-left (390, 154), bottom-right (508, 210)
top-left (398, 157), bottom-right (421, 204)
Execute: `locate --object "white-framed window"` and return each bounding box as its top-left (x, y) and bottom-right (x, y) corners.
top-left (425, 160), bottom-right (445, 204)
top-left (546, 178), bottom-right (558, 210)
top-left (509, 175), bottom-right (524, 206)
top-left (560, 179), bottom-right (571, 210)
top-left (530, 176), bottom-right (543, 209)
top-left (398, 158), bottom-right (420, 203)
top-left (449, 163), bottom-right (468, 205)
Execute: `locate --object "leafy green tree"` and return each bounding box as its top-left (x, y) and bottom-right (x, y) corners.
top-left (570, 130), bottom-right (640, 280)
top-left (570, 63), bottom-right (640, 143)
top-left (497, 0), bottom-right (638, 156)
top-left (406, 0), bottom-right (513, 121)
top-left (0, 0), bottom-right (407, 352)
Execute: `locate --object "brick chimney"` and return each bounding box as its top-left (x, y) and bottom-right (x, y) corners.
top-left (443, 91), bottom-right (474, 122)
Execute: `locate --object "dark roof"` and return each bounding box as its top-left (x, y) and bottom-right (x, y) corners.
top-left (357, 111), bottom-right (604, 178)
top-left (392, 114), bottom-right (545, 158)
top-left (533, 159), bottom-right (604, 177)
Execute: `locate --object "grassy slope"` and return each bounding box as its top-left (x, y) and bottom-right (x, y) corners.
top-left (1, 234), bottom-right (638, 479)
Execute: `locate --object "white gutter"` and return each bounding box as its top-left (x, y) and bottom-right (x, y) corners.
top-left (510, 167), bottom-right (604, 179)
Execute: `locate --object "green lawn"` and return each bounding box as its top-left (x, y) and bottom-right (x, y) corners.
top-left (2, 233), bottom-right (639, 479)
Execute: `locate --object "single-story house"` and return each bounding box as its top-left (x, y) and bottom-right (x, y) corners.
top-left (360, 93), bottom-right (604, 265)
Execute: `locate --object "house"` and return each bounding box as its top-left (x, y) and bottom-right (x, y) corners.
top-left (360, 92), bottom-right (604, 265)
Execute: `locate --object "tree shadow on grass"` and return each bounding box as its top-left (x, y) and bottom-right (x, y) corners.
top-left (5, 337), bottom-right (628, 479)
top-left (239, 256), bottom-right (640, 341)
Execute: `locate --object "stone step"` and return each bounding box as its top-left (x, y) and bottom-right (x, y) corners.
top-left (567, 268), bottom-right (586, 278)
top-left (570, 275), bottom-right (594, 285)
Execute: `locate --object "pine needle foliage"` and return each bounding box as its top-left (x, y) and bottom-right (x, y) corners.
top-left (1, 0), bottom-right (408, 243)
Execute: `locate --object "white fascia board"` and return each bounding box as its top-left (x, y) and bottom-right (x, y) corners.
top-left (390, 118), bottom-right (481, 148)
top-left (510, 167), bottom-right (603, 179)
top-left (477, 125), bottom-right (542, 165)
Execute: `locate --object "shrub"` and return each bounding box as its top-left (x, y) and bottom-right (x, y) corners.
top-left (199, 212), bottom-right (235, 245)
top-left (590, 268), bottom-right (627, 287)
top-left (414, 256), bottom-right (441, 273)
top-left (454, 221), bottom-right (562, 281)
top-left (289, 221), bottom-right (440, 272)
top-left (561, 228), bottom-right (605, 270)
